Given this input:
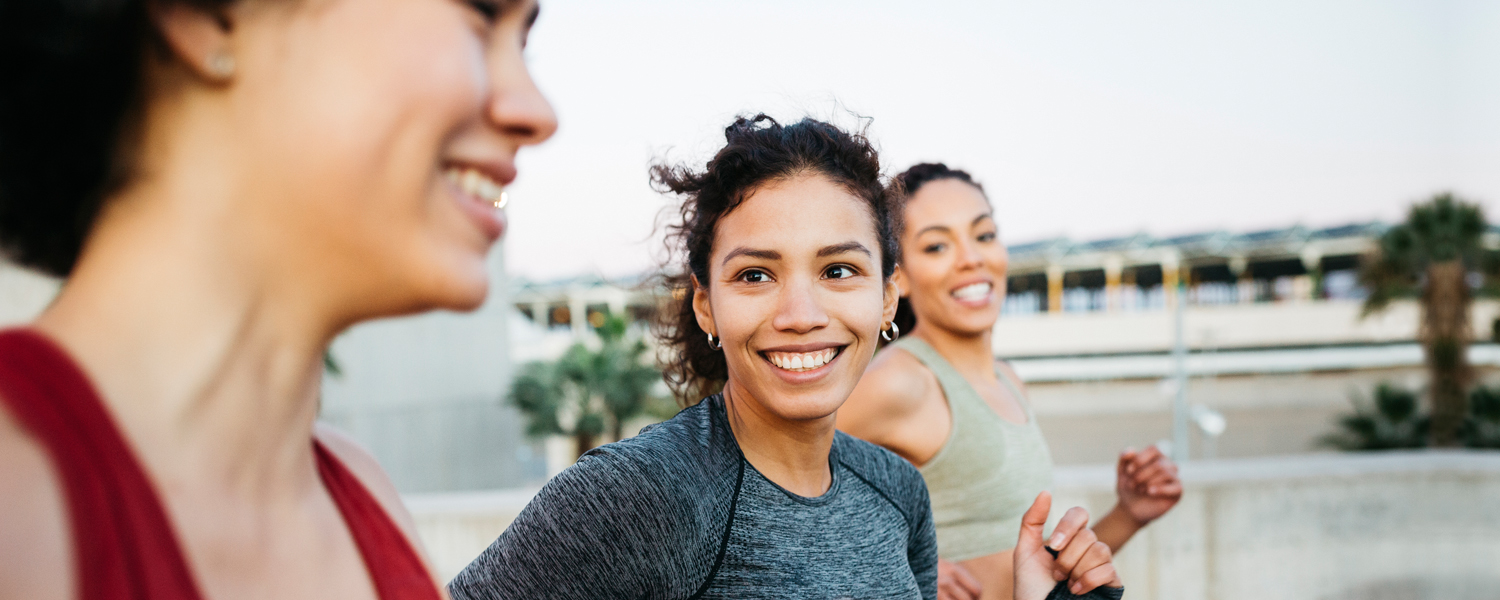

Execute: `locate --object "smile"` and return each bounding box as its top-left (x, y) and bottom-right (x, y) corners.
top-left (762, 346), bottom-right (844, 373)
top-left (444, 166), bottom-right (508, 208)
top-left (951, 282), bottom-right (992, 303)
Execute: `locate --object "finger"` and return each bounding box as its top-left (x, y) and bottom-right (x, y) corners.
top-left (1117, 448), bottom-right (1137, 475)
top-left (1016, 491), bottom-right (1052, 557)
top-left (1131, 462), bottom-right (1171, 487)
top-left (1054, 526), bottom-right (1098, 578)
top-left (953, 563), bottom-right (982, 596)
top-left (1069, 540), bottom-right (1114, 582)
top-left (1147, 481), bottom-right (1184, 499)
top-left (1046, 506), bottom-right (1089, 550)
top-left (1069, 561), bottom-right (1122, 595)
top-left (1129, 451), bottom-right (1164, 474)
top-left (938, 580), bottom-right (978, 600)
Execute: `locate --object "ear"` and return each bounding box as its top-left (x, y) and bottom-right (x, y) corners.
top-left (691, 275), bottom-right (716, 338)
top-left (892, 265), bottom-right (910, 298)
top-left (150, 1), bottom-right (237, 81)
top-left (882, 274), bottom-right (900, 326)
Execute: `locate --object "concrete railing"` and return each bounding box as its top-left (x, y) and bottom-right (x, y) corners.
top-left (410, 451), bottom-right (1500, 598)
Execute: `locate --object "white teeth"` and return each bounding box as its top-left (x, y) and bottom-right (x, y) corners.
top-left (767, 348), bottom-right (839, 372)
top-left (952, 282), bottom-right (992, 302)
top-left (444, 167), bottom-right (506, 207)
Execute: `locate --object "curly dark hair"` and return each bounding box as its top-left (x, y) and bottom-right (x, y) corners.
top-left (652, 114), bottom-right (901, 404)
top-left (0, 0), bottom-right (234, 277)
top-left (890, 162), bottom-right (990, 336)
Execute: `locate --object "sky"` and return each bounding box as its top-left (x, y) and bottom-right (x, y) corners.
top-left (499, 0), bottom-right (1500, 281)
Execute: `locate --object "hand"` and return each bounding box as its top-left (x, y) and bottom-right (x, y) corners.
top-left (1115, 446), bottom-right (1183, 525)
top-left (1013, 492), bottom-right (1121, 600)
top-left (936, 557), bottom-right (982, 600)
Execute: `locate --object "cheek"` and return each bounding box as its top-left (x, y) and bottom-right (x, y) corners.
top-left (251, 3), bottom-right (484, 237)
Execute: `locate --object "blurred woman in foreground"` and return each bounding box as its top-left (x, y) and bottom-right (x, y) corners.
top-left (0, 0), bottom-right (555, 598)
top-left (450, 116), bottom-right (1122, 600)
top-left (839, 164), bottom-right (1183, 600)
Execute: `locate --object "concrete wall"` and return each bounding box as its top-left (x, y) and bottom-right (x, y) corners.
top-left (406, 451), bottom-right (1500, 600)
top-left (320, 246), bottom-right (546, 492)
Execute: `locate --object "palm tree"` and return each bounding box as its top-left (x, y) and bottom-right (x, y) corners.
top-left (1360, 193), bottom-right (1490, 446)
top-left (1320, 383), bottom-right (1429, 451)
top-left (509, 314), bottom-right (669, 459)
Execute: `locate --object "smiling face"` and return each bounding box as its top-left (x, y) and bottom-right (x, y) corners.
top-left (221, 0), bottom-right (555, 318)
top-left (694, 173), bottom-right (898, 422)
top-left (900, 178), bottom-right (1008, 337)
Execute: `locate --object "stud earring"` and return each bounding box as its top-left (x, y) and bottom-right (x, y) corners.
top-left (494, 192), bottom-right (509, 209)
top-left (206, 50), bottom-right (236, 79)
top-left (706, 332), bottom-right (722, 351)
top-left (881, 321), bottom-right (900, 342)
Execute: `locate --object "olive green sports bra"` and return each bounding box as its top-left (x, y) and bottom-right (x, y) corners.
top-left (888, 337), bottom-right (1055, 561)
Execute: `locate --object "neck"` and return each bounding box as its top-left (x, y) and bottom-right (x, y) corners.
top-left (721, 379), bottom-right (836, 497)
top-left (910, 321), bottom-right (997, 379)
top-left (32, 178), bottom-right (338, 507)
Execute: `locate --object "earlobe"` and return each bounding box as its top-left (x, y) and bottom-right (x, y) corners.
top-left (150, 2), bottom-right (238, 82)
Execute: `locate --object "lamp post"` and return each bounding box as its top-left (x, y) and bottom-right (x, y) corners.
top-left (1171, 278), bottom-right (1190, 462)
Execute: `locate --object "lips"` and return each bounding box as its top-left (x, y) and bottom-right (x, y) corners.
top-left (441, 164), bottom-right (509, 242)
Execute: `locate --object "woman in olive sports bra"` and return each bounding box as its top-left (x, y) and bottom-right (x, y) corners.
top-left (839, 163), bottom-right (1184, 600)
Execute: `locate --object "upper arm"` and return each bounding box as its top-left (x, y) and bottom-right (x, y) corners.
top-left (0, 407), bottom-right (74, 600)
top-left (448, 452), bottom-right (677, 600)
top-left (837, 349), bottom-right (936, 457)
top-left (313, 424), bottom-right (446, 594)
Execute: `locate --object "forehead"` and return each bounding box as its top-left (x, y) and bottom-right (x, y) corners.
top-left (712, 173), bottom-right (879, 263)
top-left (906, 179), bottom-right (991, 231)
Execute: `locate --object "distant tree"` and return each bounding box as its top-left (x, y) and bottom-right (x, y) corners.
top-left (1321, 383), bottom-right (1429, 451)
top-left (1463, 385), bottom-right (1500, 449)
top-left (1360, 193), bottom-right (1490, 446)
top-left (509, 315), bottom-right (669, 459)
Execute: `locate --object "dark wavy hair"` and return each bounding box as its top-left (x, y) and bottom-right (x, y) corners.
top-left (890, 162), bottom-right (989, 336)
top-left (0, 0), bottom-right (233, 276)
top-left (652, 114), bottom-right (901, 404)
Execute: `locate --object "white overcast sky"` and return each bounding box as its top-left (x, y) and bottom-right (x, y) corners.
top-left (499, 0), bottom-right (1499, 281)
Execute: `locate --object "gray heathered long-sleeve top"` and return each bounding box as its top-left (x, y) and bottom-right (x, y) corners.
top-left (449, 394), bottom-right (939, 600)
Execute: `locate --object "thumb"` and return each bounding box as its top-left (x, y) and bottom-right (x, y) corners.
top-left (1016, 491), bottom-right (1051, 556)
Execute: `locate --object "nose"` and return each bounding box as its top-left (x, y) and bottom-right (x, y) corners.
top-left (486, 48), bottom-right (558, 148)
top-left (956, 239), bottom-right (985, 270)
top-left (771, 279), bottom-right (830, 334)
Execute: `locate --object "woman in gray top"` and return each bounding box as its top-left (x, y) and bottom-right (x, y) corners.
top-left (450, 117), bottom-right (1121, 600)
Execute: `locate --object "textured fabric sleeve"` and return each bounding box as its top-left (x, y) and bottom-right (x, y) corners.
top-left (908, 477), bottom-right (939, 600)
top-left (448, 449), bottom-right (685, 600)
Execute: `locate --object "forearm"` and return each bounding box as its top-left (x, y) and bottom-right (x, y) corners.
top-left (1089, 505), bottom-right (1144, 554)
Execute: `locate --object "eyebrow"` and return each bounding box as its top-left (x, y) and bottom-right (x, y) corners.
top-left (721, 247), bottom-right (781, 265)
top-left (817, 241), bottom-right (872, 258)
top-left (915, 213), bottom-right (993, 237)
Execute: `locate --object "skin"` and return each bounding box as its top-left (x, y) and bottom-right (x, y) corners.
top-left (839, 178), bottom-right (1183, 600)
top-left (0, 1), bottom-right (555, 599)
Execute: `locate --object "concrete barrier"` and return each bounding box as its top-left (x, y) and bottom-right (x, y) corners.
top-left (407, 451), bottom-right (1500, 599)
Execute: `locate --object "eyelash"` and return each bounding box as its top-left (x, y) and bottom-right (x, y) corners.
top-left (824, 265), bottom-right (858, 279)
top-left (466, 0), bottom-right (500, 22)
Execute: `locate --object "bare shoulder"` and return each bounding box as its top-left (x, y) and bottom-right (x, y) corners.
top-left (312, 423), bottom-right (442, 585)
top-left (838, 346), bottom-right (937, 439)
top-left (0, 403), bottom-right (74, 600)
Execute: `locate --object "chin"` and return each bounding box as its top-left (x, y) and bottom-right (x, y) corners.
top-left (411, 254), bottom-right (493, 313)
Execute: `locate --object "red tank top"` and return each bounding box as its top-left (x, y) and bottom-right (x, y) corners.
top-left (0, 329), bottom-right (443, 600)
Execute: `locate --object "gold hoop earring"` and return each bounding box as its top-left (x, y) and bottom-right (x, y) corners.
top-left (207, 51), bottom-right (236, 79)
top-left (881, 321), bottom-right (900, 342)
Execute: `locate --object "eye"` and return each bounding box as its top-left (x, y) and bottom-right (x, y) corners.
top-left (824, 265), bottom-right (857, 280)
top-left (923, 243), bottom-right (947, 254)
top-left (465, 0), bottom-right (500, 22)
top-left (977, 231), bottom-right (996, 243)
top-left (737, 269), bottom-right (772, 284)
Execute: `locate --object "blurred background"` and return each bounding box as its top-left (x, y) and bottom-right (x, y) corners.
top-left (3, 1), bottom-right (1498, 598)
